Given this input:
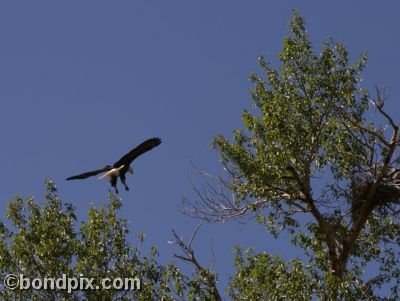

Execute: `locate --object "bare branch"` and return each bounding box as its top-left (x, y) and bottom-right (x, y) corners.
top-left (170, 225), bottom-right (222, 301)
top-left (374, 87), bottom-right (398, 131)
top-left (182, 163), bottom-right (308, 223)
top-left (189, 221), bottom-right (203, 250)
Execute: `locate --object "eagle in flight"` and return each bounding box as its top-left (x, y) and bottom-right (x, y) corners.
top-left (66, 137), bottom-right (161, 194)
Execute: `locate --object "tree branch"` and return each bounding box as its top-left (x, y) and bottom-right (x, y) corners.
top-left (169, 225), bottom-right (222, 301)
top-left (338, 92), bottom-right (399, 275)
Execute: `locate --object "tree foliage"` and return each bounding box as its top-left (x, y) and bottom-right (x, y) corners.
top-left (0, 180), bottom-right (218, 301)
top-left (184, 11), bottom-right (400, 300)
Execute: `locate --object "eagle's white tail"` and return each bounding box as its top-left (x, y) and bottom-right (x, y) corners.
top-left (98, 165), bottom-right (125, 179)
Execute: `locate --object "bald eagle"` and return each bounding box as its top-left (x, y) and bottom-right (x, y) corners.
top-left (66, 137), bottom-right (161, 194)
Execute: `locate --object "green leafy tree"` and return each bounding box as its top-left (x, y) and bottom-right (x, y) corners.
top-left (184, 11), bottom-right (400, 300)
top-left (0, 180), bottom-right (218, 301)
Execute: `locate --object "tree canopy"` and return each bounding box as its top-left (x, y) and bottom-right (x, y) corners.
top-left (0, 181), bottom-right (219, 301)
top-left (184, 11), bottom-right (400, 300)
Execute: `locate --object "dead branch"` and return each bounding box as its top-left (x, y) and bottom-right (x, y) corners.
top-left (169, 223), bottom-right (222, 301)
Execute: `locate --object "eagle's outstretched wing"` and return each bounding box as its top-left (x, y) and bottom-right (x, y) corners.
top-left (66, 165), bottom-right (112, 180)
top-left (113, 137), bottom-right (161, 168)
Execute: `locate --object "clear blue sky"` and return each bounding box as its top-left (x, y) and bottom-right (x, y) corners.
top-left (1, 1), bottom-right (399, 297)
